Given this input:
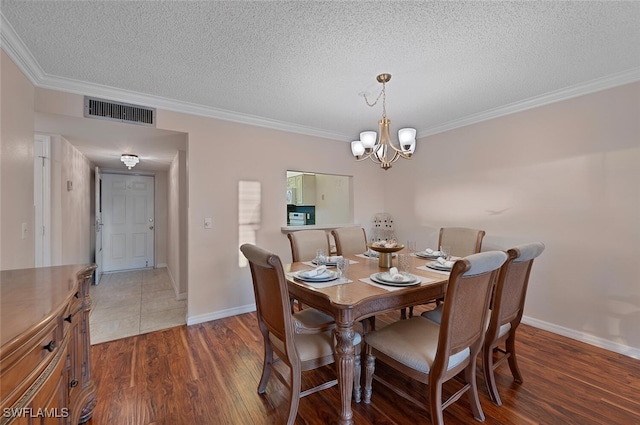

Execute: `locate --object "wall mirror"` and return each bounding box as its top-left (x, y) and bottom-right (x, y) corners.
top-left (286, 171), bottom-right (353, 226)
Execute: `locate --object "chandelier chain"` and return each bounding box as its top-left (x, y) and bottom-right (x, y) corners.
top-left (363, 80), bottom-right (387, 115)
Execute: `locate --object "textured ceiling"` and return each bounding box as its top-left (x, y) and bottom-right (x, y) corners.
top-left (2, 1), bottom-right (640, 169)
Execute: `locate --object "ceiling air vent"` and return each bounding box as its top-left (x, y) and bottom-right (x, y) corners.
top-left (84, 96), bottom-right (155, 127)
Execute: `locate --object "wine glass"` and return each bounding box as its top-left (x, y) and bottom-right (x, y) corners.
top-left (439, 245), bottom-right (451, 260)
top-left (337, 258), bottom-right (349, 279)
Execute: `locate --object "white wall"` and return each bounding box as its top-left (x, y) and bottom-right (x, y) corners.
top-left (386, 82), bottom-right (640, 356)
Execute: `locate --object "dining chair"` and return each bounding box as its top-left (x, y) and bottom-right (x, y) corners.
top-left (421, 242), bottom-right (545, 407)
top-left (364, 250), bottom-right (508, 425)
top-left (287, 229), bottom-right (330, 262)
top-left (403, 226), bottom-right (486, 319)
top-left (287, 229), bottom-right (333, 313)
top-left (331, 226), bottom-right (368, 256)
top-left (482, 242), bottom-right (545, 406)
top-left (438, 227), bottom-right (486, 257)
top-left (240, 243), bottom-right (360, 425)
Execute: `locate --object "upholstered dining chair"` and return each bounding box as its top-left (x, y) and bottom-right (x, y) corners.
top-left (438, 227), bottom-right (486, 257)
top-left (422, 242), bottom-right (545, 407)
top-left (287, 229), bottom-right (330, 262)
top-left (364, 250), bottom-right (508, 425)
top-left (403, 226), bottom-right (486, 319)
top-left (240, 244), bottom-right (360, 425)
top-left (482, 242), bottom-right (545, 406)
top-left (331, 226), bottom-right (368, 256)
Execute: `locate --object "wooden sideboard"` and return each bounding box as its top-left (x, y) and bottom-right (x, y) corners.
top-left (0, 264), bottom-right (97, 425)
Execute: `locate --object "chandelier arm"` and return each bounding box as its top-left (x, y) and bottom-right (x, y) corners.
top-left (386, 141), bottom-right (413, 159)
top-left (355, 149), bottom-right (383, 164)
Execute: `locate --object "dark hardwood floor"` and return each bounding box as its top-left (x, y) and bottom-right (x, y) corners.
top-left (87, 306), bottom-right (640, 424)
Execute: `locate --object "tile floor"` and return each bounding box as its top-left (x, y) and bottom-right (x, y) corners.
top-left (89, 268), bottom-right (187, 345)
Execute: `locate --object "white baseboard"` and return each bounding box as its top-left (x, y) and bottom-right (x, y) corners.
top-left (187, 303), bottom-right (257, 326)
top-left (156, 263), bottom-right (168, 268)
top-left (522, 315), bottom-right (640, 360)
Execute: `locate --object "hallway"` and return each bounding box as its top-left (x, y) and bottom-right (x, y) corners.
top-left (89, 268), bottom-right (187, 344)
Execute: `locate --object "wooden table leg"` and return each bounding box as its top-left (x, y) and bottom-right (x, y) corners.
top-left (335, 322), bottom-right (356, 425)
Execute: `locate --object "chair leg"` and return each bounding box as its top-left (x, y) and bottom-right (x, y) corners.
top-left (258, 340), bottom-right (273, 394)
top-left (353, 353), bottom-right (362, 403)
top-left (429, 381), bottom-right (445, 425)
top-left (506, 333), bottom-right (523, 383)
top-left (483, 343), bottom-right (502, 406)
top-left (465, 361), bottom-right (485, 422)
top-left (363, 352), bottom-right (375, 404)
top-left (286, 369), bottom-right (301, 425)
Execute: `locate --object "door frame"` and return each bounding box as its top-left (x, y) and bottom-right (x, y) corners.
top-left (34, 134), bottom-right (51, 267)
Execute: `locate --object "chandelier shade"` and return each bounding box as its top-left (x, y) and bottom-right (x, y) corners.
top-left (351, 74), bottom-right (416, 170)
top-left (120, 154), bottom-right (139, 169)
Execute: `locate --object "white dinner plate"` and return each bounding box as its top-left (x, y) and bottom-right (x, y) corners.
top-left (370, 272), bottom-right (420, 287)
top-left (425, 261), bottom-right (452, 271)
top-left (415, 252), bottom-right (440, 259)
top-left (293, 270), bottom-right (338, 282)
top-left (312, 259), bottom-right (337, 267)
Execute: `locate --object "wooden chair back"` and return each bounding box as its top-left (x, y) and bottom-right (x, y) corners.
top-left (331, 227), bottom-right (367, 256)
top-left (483, 242), bottom-right (545, 405)
top-left (287, 230), bottom-right (330, 262)
top-left (438, 227), bottom-right (485, 257)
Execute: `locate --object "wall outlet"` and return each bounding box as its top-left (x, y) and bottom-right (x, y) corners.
top-left (67, 180), bottom-right (73, 191)
top-left (204, 217), bottom-right (213, 229)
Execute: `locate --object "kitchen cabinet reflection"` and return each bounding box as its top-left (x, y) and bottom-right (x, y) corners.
top-left (286, 171), bottom-right (352, 226)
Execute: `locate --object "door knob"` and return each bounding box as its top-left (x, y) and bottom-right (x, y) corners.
top-left (149, 226), bottom-right (154, 230)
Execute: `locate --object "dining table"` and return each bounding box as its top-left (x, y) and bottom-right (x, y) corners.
top-left (285, 252), bottom-right (450, 425)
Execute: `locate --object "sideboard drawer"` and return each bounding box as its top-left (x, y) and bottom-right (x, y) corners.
top-left (0, 320), bottom-right (60, 409)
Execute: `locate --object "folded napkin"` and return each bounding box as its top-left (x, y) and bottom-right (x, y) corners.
top-left (327, 255), bottom-right (343, 262)
top-left (436, 257), bottom-right (455, 268)
top-left (299, 265), bottom-right (328, 278)
top-left (424, 248), bottom-right (442, 256)
top-left (388, 267), bottom-right (406, 282)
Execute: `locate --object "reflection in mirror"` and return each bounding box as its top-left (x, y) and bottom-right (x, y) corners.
top-left (286, 171), bottom-right (352, 226)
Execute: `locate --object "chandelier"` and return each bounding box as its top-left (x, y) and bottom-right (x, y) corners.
top-left (120, 154), bottom-right (139, 169)
top-left (351, 74), bottom-right (416, 170)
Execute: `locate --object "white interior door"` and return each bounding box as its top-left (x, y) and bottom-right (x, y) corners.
top-left (102, 174), bottom-right (155, 272)
top-left (94, 166), bottom-right (103, 283)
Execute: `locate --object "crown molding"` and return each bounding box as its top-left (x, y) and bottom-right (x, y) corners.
top-left (0, 12), bottom-right (44, 83)
top-left (3, 11), bottom-right (639, 143)
top-left (419, 67), bottom-right (640, 138)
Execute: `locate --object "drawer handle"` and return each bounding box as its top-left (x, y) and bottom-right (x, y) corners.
top-left (44, 340), bottom-right (57, 352)
top-left (69, 380), bottom-right (78, 388)
top-left (74, 292), bottom-right (80, 299)
top-left (64, 314), bottom-right (73, 323)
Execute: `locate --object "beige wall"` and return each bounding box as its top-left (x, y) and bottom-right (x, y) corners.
top-left (168, 150), bottom-right (188, 298)
top-left (385, 82), bottom-right (640, 354)
top-left (3, 47), bottom-right (638, 356)
top-left (315, 173), bottom-right (352, 225)
top-left (155, 110), bottom-right (384, 324)
top-left (1, 50), bottom-right (35, 269)
top-left (154, 170), bottom-right (168, 267)
top-left (53, 135), bottom-right (92, 264)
